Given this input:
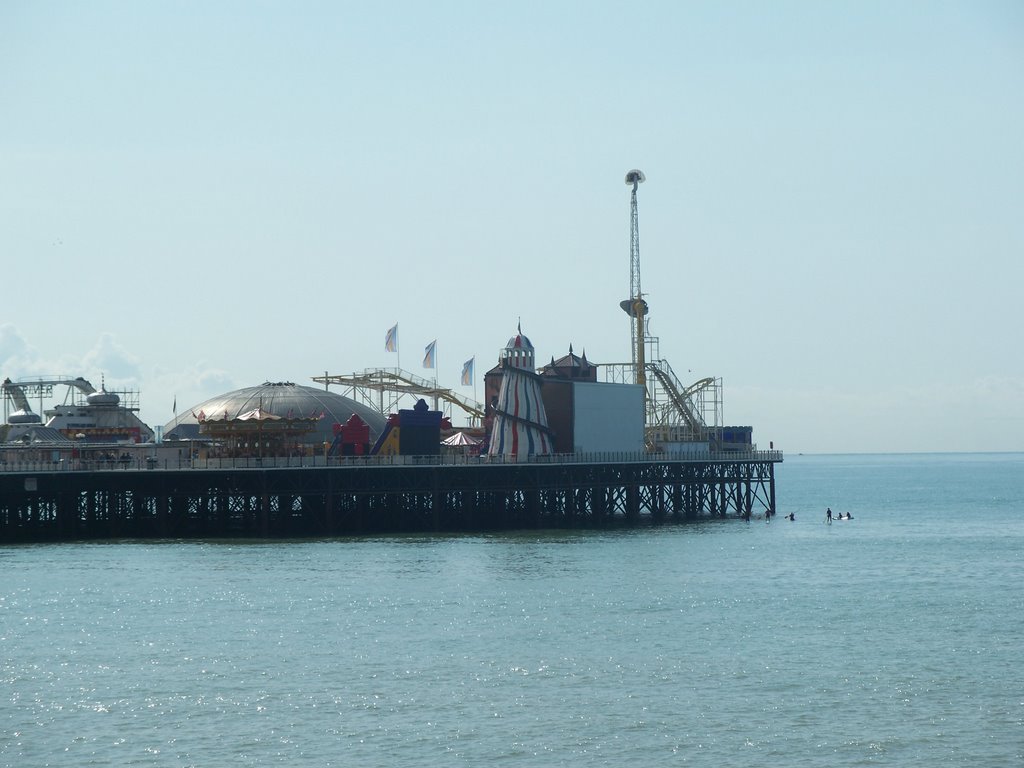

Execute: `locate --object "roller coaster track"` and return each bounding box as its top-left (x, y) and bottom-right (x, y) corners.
top-left (601, 356), bottom-right (721, 445)
top-left (313, 369), bottom-right (486, 421)
top-left (646, 363), bottom-right (713, 434)
top-left (317, 362), bottom-right (716, 441)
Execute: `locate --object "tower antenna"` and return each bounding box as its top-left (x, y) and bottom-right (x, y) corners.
top-left (619, 169), bottom-right (648, 389)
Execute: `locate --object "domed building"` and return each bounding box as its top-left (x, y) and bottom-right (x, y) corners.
top-left (163, 381), bottom-right (386, 449)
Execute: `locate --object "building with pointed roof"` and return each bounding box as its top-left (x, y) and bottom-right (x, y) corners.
top-left (541, 346), bottom-right (645, 455)
top-left (539, 344), bottom-right (597, 382)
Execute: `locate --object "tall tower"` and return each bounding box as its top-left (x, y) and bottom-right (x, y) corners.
top-left (619, 169), bottom-right (648, 388)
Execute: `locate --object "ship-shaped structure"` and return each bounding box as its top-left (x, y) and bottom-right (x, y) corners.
top-left (2, 376), bottom-right (153, 444)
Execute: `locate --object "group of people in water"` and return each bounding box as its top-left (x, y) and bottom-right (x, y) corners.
top-left (753, 510), bottom-right (797, 522)
top-left (824, 507), bottom-right (852, 523)
top-left (749, 508), bottom-right (853, 523)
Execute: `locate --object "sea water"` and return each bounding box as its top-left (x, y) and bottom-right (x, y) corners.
top-left (1, 453), bottom-right (1022, 767)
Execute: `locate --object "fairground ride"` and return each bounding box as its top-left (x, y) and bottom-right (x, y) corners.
top-left (604, 169), bottom-right (726, 450)
top-left (311, 369), bottom-right (485, 426)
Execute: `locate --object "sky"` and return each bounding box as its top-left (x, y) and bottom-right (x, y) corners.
top-left (1, 1), bottom-right (1022, 454)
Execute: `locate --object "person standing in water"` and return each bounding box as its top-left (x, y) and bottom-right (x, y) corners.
top-left (826, 507), bottom-right (833, 524)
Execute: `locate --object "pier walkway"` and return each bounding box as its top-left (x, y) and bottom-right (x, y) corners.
top-left (0, 451), bottom-right (781, 543)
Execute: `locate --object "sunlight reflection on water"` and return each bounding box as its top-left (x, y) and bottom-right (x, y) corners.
top-left (3, 455), bottom-right (1022, 766)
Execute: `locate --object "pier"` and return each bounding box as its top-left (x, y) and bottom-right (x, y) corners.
top-left (0, 452), bottom-right (780, 543)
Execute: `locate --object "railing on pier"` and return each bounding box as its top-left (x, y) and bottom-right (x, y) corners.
top-left (0, 449), bottom-right (783, 474)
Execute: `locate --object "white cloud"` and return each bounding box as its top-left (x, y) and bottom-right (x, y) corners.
top-left (0, 323), bottom-right (34, 372)
top-left (1, 325), bottom-right (135, 384)
top-left (143, 362), bottom-right (239, 427)
top-left (81, 333), bottom-right (143, 383)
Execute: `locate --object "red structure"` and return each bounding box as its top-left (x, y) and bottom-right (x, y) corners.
top-left (331, 414), bottom-right (372, 456)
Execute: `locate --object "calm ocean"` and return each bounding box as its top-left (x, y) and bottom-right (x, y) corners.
top-left (2, 453), bottom-right (1022, 767)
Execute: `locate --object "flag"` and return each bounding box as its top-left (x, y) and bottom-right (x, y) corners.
top-left (172, 395), bottom-right (176, 415)
top-left (423, 340), bottom-right (436, 369)
top-left (385, 324), bottom-right (398, 352)
top-left (461, 357), bottom-right (475, 386)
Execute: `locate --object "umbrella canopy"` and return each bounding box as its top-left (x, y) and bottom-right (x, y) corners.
top-left (442, 431), bottom-right (481, 446)
top-left (236, 407), bottom-right (281, 422)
